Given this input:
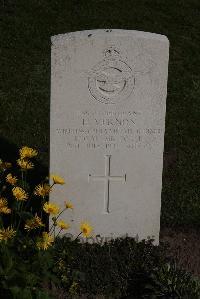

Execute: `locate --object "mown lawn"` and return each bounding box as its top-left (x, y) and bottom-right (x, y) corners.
top-left (0, 0), bottom-right (200, 228)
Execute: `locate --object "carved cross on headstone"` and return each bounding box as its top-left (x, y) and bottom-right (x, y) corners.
top-left (89, 155), bottom-right (126, 214)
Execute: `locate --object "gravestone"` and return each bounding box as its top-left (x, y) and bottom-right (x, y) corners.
top-left (50, 29), bottom-right (169, 243)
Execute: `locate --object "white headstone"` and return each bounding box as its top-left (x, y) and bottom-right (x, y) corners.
top-left (50, 29), bottom-right (169, 243)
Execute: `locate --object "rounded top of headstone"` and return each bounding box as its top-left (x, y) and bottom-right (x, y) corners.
top-left (51, 29), bottom-right (169, 46)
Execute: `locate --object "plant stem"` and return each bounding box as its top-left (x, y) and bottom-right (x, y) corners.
top-left (16, 201), bottom-right (24, 232)
top-left (56, 228), bottom-right (62, 237)
top-left (48, 208), bottom-right (67, 233)
top-left (75, 232), bottom-right (82, 240)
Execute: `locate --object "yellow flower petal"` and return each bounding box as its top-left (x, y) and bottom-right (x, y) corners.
top-left (34, 184), bottom-right (51, 197)
top-left (19, 146), bottom-right (38, 159)
top-left (36, 232), bottom-right (54, 250)
top-left (43, 202), bottom-right (60, 215)
top-left (80, 222), bottom-right (93, 237)
top-left (0, 197), bottom-right (8, 208)
top-left (64, 201), bottom-right (74, 210)
top-left (1, 207), bottom-right (11, 214)
top-left (0, 227), bottom-right (16, 242)
top-left (0, 198), bottom-right (11, 214)
top-left (0, 160), bottom-right (12, 171)
top-left (17, 158), bottom-right (34, 170)
top-left (12, 187), bottom-right (28, 201)
top-left (57, 220), bottom-right (70, 230)
top-left (50, 174), bottom-right (65, 185)
top-left (6, 173), bottom-right (18, 185)
top-left (24, 215), bottom-right (44, 231)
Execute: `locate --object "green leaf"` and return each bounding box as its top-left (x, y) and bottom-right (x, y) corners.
top-left (16, 211), bottom-right (33, 220)
top-left (10, 286), bottom-right (21, 296)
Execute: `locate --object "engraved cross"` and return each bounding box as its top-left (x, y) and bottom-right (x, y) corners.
top-left (89, 155), bottom-right (126, 214)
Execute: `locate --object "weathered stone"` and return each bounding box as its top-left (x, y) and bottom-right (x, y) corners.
top-left (50, 29), bottom-right (169, 243)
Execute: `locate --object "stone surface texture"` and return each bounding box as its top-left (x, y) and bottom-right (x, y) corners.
top-left (50, 29), bottom-right (169, 243)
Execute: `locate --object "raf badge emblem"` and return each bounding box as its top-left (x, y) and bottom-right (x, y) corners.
top-left (88, 46), bottom-right (135, 104)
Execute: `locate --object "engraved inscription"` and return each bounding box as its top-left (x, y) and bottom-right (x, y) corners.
top-left (56, 110), bottom-right (163, 151)
top-left (88, 46), bottom-right (135, 104)
top-left (89, 155), bottom-right (126, 213)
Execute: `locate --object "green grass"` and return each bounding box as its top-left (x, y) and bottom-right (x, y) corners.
top-left (0, 0), bottom-right (200, 228)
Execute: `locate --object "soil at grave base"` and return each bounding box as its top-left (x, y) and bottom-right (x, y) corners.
top-left (46, 227), bottom-right (200, 298)
top-left (160, 227), bottom-right (200, 277)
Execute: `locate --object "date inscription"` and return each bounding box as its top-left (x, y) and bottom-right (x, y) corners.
top-left (56, 111), bottom-right (163, 150)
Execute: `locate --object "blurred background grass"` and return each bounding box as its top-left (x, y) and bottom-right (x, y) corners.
top-left (0, 0), bottom-right (200, 228)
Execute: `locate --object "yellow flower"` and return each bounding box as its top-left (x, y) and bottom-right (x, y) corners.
top-left (25, 215), bottom-right (44, 231)
top-left (12, 187), bottom-right (28, 201)
top-left (80, 222), bottom-right (93, 237)
top-left (43, 202), bottom-right (60, 215)
top-left (36, 232), bottom-right (54, 250)
top-left (0, 227), bottom-right (16, 242)
top-left (0, 160), bottom-right (12, 171)
top-left (34, 184), bottom-right (51, 197)
top-left (5, 162), bottom-right (12, 168)
top-left (0, 198), bottom-right (11, 214)
top-left (65, 201), bottom-right (74, 210)
top-left (17, 158), bottom-right (34, 170)
top-left (50, 174), bottom-right (65, 185)
top-left (6, 173), bottom-right (18, 185)
top-left (19, 146), bottom-right (38, 159)
top-left (57, 220), bottom-right (70, 230)
top-left (0, 198), bottom-right (8, 208)
top-left (1, 207), bottom-right (11, 214)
